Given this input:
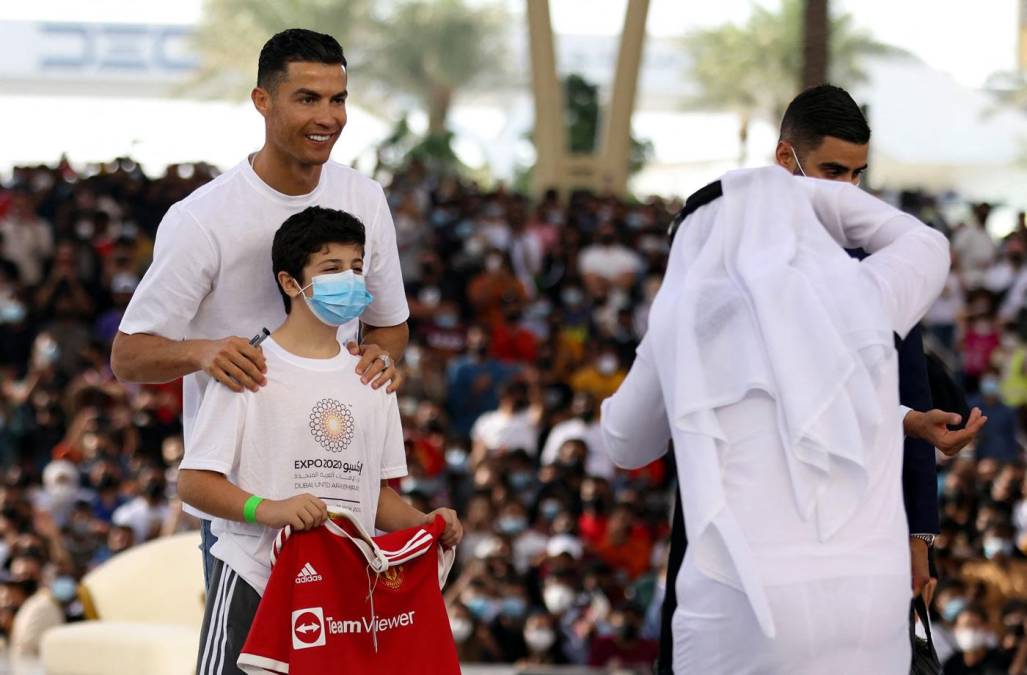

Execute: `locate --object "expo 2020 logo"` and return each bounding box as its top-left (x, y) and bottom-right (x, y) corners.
top-left (308, 399), bottom-right (355, 453)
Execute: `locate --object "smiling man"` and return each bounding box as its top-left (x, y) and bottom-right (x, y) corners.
top-left (110, 29), bottom-right (410, 589)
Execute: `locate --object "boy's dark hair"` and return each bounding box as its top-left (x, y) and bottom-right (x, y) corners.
top-left (257, 29), bottom-right (347, 92)
top-left (779, 84), bottom-right (871, 153)
top-left (271, 206), bottom-right (365, 313)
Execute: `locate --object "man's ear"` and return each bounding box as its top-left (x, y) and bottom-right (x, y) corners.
top-left (774, 141), bottom-right (796, 172)
top-left (252, 86), bottom-right (270, 118)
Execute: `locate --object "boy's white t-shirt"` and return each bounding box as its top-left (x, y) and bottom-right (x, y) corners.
top-left (118, 159), bottom-right (409, 518)
top-left (178, 338), bottom-right (407, 595)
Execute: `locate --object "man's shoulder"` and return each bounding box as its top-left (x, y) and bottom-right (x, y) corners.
top-left (322, 161), bottom-right (385, 199)
top-left (174, 162), bottom-right (247, 212)
top-left (159, 164), bottom-right (251, 235)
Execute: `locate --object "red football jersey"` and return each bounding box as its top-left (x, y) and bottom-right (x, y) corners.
top-left (238, 511), bottom-right (459, 675)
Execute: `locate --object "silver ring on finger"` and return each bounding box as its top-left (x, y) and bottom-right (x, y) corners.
top-left (376, 354), bottom-right (391, 369)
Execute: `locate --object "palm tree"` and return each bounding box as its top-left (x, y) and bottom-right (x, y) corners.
top-left (189, 0), bottom-right (375, 98)
top-left (682, 0), bottom-right (897, 164)
top-left (362, 1), bottom-right (507, 134)
top-left (802, 0), bottom-right (829, 89)
top-left (189, 0), bottom-right (508, 134)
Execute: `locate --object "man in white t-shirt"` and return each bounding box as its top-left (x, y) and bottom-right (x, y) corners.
top-left (578, 222), bottom-right (643, 298)
top-left (110, 29), bottom-right (411, 586)
top-left (469, 381), bottom-right (542, 465)
top-left (178, 206), bottom-right (462, 675)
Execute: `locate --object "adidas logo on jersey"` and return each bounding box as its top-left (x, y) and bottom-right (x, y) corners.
top-left (295, 563), bottom-right (323, 584)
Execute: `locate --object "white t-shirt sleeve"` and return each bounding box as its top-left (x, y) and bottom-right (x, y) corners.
top-left (599, 336), bottom-right (672, 469)
top-left (361, 186), bottom-right (410, 328)
top-left (179, 379), bottom-right (248, 476)
top-left (379, 392), bottom-right (407, 479)
top-left (119, 204), bottom-right (218, 339)
top-left (578, 247), bottom-right (601, 277)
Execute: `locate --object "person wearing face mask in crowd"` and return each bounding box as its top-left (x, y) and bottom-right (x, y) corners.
top-left (111, 468), bottom-right (169, 544)
top-left (0, 190), bottom-right (53, 288)
top-left (448, 603), bottom-right (501, 663)
top-left (961, 295), bottom-right (1001, 395)
top-left (33, 461), bottom-right (85, 529)
top-left (933, 579), bottom-right (971, 662)
top-left (968, 370), bottom-right (1020, 461)
top-left (952, 205), bottom-right (999, 291)
top-left (570, 345), bottom-right (626, 402)
top-left (445, 326), bottom-right (520, 437)
top-left (588, 606), bottom-right (658, 670)
top-left (961, 524), bottom-right (1027, 618)
top-left (470, 380), bottom-right (542, 466)
top-left (421, 300), bottom-right (467, 358)
top-left (7, 572), bottom-right (71, 659)
top-left (594, 504), bottom-right (653, 581)
top-left (490, 582), bottom-right (531, 662)
top-left (579, 223), bottom-right (643, 300)
top-left (88, 525), bottom-right (134, 568)
top-left (517, 612), bottom-right (566, 668)
top-left (985, 238), bottom-right (1026, 299)
top-left (540, 393), bottom-right (612, 478)
top-left (489, 299), bottom-right (539, 364)
top-left (944, 604), bottom-right (1008, 675)
top-left (468, 249), bottom-right (529, 325)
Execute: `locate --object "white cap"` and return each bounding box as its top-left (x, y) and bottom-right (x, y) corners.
top-left (546, 534), bottom-right (583, 560)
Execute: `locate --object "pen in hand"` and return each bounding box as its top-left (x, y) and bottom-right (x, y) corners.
top-left (249, 327), bottom-right (271, 347)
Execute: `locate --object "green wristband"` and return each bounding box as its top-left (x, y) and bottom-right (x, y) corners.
top-left (243, 495), bottom-right (263, 524)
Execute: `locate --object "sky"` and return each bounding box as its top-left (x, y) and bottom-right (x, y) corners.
top-left (0, 0), bottom-right (1019, 88)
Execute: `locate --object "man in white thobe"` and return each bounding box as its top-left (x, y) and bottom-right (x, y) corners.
top-left (600, 166), bottom-right (950, 674)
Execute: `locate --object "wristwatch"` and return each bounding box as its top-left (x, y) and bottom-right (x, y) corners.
top-left (910, 533), bottom-right (936, 547)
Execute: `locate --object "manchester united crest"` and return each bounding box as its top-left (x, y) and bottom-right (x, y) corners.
top-left (382, 565), bottom-right (404, 590)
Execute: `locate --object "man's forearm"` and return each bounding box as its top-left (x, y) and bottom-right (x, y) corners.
top-left (111, 331), bottom-right (202, 384)
top-left (375, 485), bottom-right (426, 532)
top-left (361, 322), bottom-right (409, 362)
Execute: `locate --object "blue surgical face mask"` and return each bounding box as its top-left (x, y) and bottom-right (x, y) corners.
top-left (981, 376), bottom-right (1001, 398)
top-left (942, 597), bottom-right (967, 623)
top-left (498, 515), bottom-right (527, 536)
top-left (984, 538), bottom-right (1013, 560)
top-left (297, 270), bottom-right (373, 326)
top-left (51, 576), bottom-right (77, 604)
top-left (509, 471), bottom-right (534, 491)
top-left (500, 596), bottom-right (528, 620)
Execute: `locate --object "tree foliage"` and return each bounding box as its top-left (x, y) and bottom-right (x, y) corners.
top-left (190, 0), bottom-right (508, 133)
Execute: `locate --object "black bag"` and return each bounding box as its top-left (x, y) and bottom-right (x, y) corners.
top-left (910, 595), bottom-right (942, 675)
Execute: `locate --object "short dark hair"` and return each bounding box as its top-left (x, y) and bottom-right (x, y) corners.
top-left (257, 29), bottom-right (347, 92)
top-left (958, 603), bottom-right (989, 624)
top-left (271, 206), bottom-right (365, 312)
top-left (779, 84), bottom-right (870, 153)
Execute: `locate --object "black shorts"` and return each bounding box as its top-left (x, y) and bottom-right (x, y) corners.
top-left (197, 558), bottom-right (261, 675)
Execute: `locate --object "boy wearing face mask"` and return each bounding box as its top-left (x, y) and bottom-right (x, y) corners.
top-left (178, 206), bottom-right (462, 675)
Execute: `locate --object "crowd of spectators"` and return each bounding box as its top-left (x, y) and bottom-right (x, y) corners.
top-left (0, 155), bottom-right (1026, 672)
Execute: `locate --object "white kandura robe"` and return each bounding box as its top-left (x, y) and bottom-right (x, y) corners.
top-left (601, 167), bottom-right (950, 674)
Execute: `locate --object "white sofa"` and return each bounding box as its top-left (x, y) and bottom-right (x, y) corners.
top-left (40, 531), bottom-right (205, 675)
